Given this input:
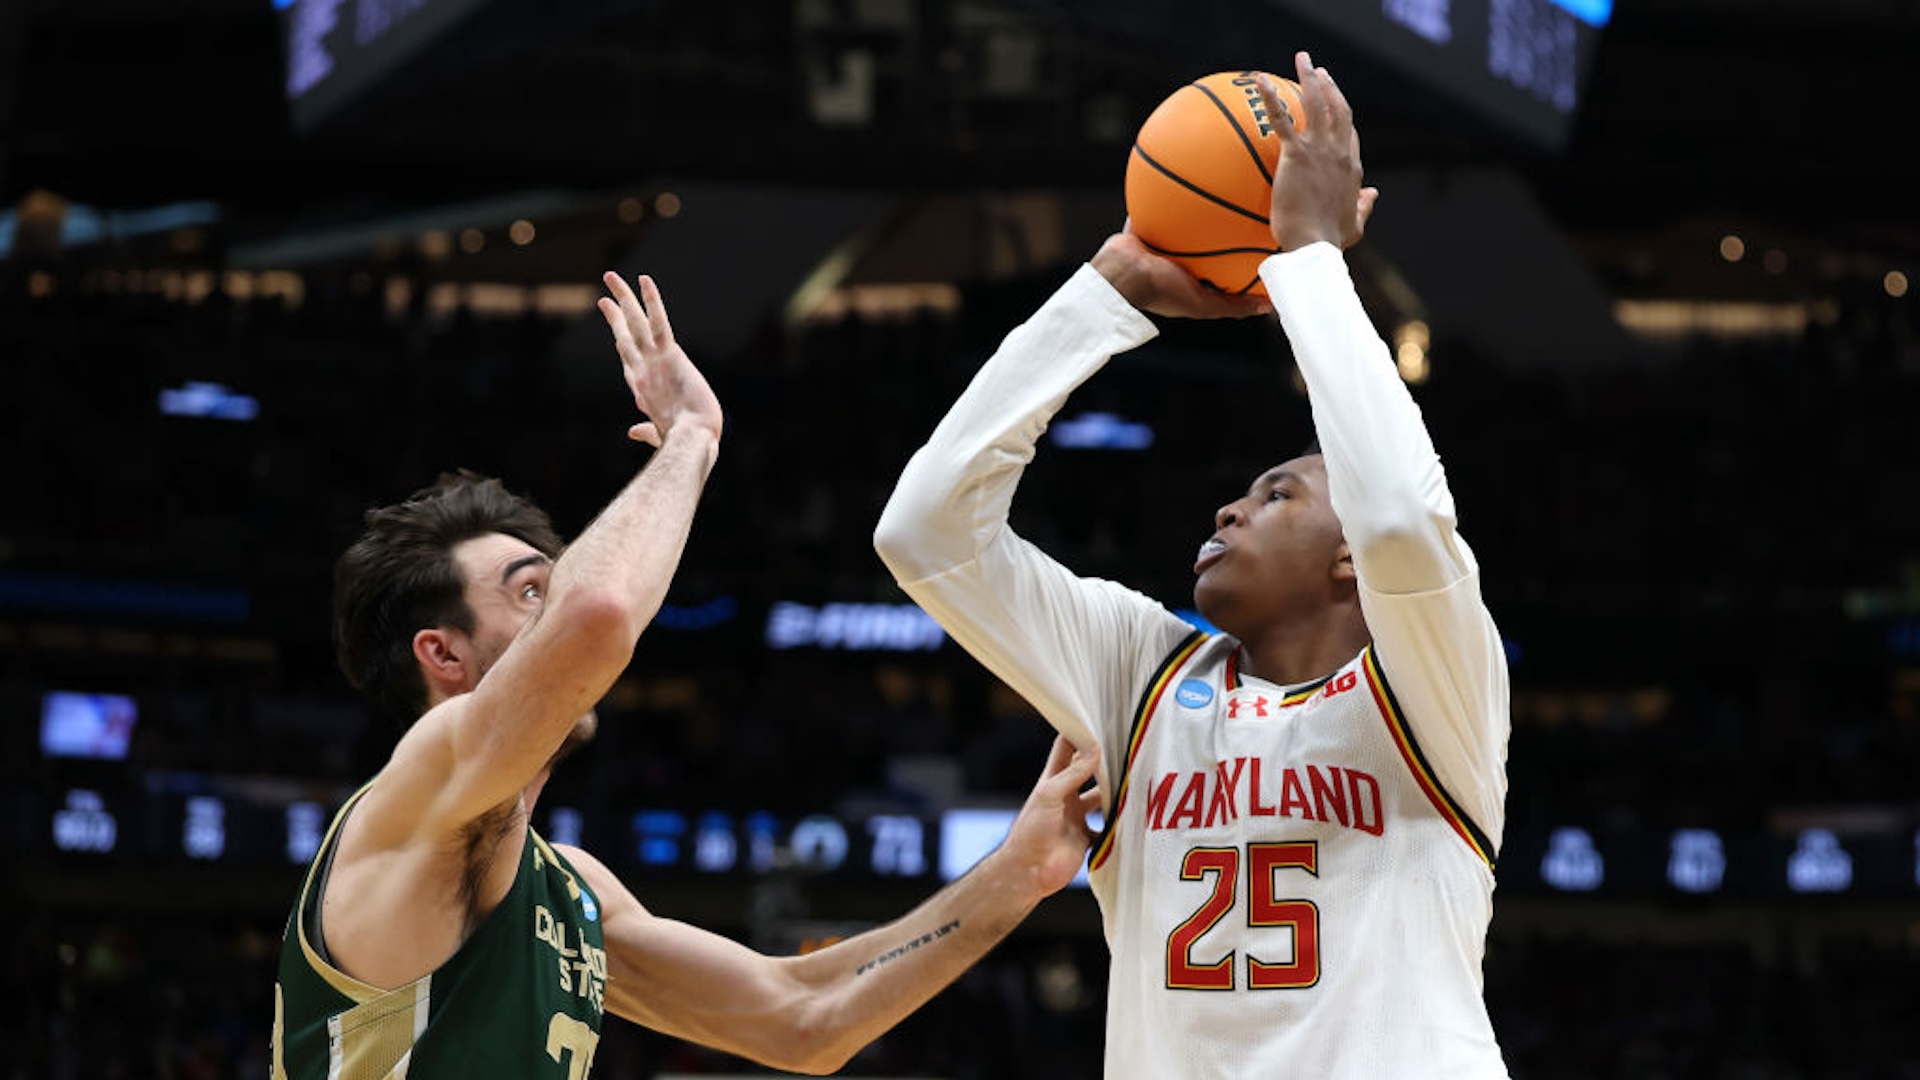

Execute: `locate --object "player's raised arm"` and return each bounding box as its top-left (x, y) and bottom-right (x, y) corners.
top-left (1254, 54), bottom-right (1454, 592)
top-left (871, 238), bottom-right (1211, 764)
top-left (371, 273), bottom-right (723, 842)
top-left (564, 737), bottom-right (1101, 1074)
top-left (1254, 52), bottom-right (1507, 837)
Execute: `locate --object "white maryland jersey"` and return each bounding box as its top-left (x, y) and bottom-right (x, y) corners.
top-left (877, 245), bottom-right (1512, 1078)
top-left (1088, 632), bottom-right (1503, 1078)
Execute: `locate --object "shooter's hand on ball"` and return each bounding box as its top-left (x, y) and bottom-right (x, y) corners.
top-left (1258, 52), bottom-right (1379, 253)
top-left (1090, 226), bottom-right (1274, 320)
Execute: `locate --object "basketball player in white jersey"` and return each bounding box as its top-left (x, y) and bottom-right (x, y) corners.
top-left (875, 53), bottom-right (1511, 1077)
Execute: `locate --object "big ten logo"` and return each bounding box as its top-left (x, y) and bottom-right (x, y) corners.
top-left (1323, 671), bottom-right (1359, 700)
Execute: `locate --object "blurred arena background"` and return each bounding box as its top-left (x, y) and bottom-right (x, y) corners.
top-left (4, 0), bottom-right (1919, 1076)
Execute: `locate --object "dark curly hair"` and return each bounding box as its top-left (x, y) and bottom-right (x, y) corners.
top-left (332, 470), bottom-right (565, 727)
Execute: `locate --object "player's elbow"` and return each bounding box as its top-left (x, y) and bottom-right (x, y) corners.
top-left (545, 587), bottom-right (646, 665)
top-left (748, 1009), bottom-right (862, 1075)
top-left (766, 1046), bottom-right (855, 1077)
top-left (872, 515), bottom-right (915, 581)
top-left (874, 448), bottom-right (990, 583)
top-left (873, 490), bottom-right (939, 582)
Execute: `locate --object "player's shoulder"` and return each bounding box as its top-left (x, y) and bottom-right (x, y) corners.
top-left (548, 839), bottom-right (608, 876)
top-left (548, 840), bottom-right (647, 922)
top-left (1151, 628), bottom-right (1237, 691)
top-left (1182, 629), bottom-right (1241, 669)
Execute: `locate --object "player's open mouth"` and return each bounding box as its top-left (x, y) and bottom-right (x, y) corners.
top-left (1195, 538), bottom-right (1227, 572)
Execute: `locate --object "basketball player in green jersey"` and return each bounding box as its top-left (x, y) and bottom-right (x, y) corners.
top-left (272, 271), bottom-right (1105, 1078)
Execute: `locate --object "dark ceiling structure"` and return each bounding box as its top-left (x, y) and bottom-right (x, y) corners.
top-left (1, 0), bottom-right (1915, 307)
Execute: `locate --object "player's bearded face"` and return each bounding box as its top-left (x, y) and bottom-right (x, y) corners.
top-left (1193, 455), bottom-right (1350, 631)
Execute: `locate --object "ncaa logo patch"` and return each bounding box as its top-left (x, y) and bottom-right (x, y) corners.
top-left (1174, 679), bottom-right (1214, 709)
top-left (580, 892), bottom-right (599, 922)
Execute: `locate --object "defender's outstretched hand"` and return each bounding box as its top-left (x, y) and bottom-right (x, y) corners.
top-left (597, 273), bottom-right (725, 447)
top-left (999, 736), bottom-right (1106, 898)
top-left (1090, 227), bottom-right (1273, 320)
top-left (1258, 52), bottom-right (1378, 253)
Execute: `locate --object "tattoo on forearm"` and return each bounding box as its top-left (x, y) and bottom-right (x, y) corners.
top-left (855, 920), bottom-right (961, 976)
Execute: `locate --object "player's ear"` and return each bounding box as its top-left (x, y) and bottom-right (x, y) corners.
top-left (412, 628), bottom-right (468, 692)
top-left (1331, 541), bottom-right (1356, 584)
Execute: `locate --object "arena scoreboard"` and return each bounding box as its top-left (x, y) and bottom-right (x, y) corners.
top-left (276, 0), bottom-right (490, 130)
top-left (1266, 0), bottom-right (1611, 150)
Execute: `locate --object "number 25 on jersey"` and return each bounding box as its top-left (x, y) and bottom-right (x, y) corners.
top-left (1166, 841), bottom-right (1320, 990)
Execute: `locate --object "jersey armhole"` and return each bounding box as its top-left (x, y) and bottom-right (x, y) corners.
top-left (1363, 645), bottom-right (1498, 871)
top-left (1088, 629), bottom-right (1210, 872)
top-left (300, 795), bottom-right (366, 967)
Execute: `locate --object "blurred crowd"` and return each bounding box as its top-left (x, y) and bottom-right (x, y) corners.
top-left (6, 256), bottom-right (1917, 822)
top-left (5, 252), bottom-right (1920, 1076)
top-left (8, 904), bottom-right (1920, 1078)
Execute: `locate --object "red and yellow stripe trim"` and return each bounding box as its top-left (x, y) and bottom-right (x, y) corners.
top-left (1279, 679), bottom-right (1328, 708)
top-left (1089, 631), bottom-right (1209, 872)
top-left (1362, 647), bottom-right (1497, 871)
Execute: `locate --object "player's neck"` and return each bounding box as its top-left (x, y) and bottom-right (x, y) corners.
top-left (1234, 611), bottom-right (1370, 687)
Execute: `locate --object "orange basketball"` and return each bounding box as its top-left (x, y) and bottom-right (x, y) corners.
top-left (1124, 71), bottom-right (1305, 297)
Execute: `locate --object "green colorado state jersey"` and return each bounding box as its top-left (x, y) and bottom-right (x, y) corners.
top-left (271, 788), bottom-right (607, 1079)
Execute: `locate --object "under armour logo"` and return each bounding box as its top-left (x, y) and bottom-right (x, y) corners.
top-left (1227, 695), bottom-right (1270, 719)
